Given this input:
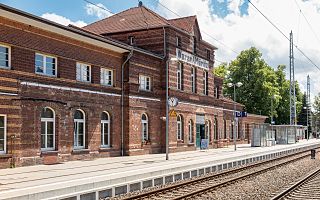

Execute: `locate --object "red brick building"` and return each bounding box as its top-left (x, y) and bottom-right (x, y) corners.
top-left (0, 3), bottom-right (266, 168)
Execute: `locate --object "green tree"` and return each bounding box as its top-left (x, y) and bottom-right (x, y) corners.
top-left (213, 62), bottom-right (228, 78)
top-left (222, 47), bottom-right (280, 119)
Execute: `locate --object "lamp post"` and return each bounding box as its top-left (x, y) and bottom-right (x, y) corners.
top-left (271, 95), bottom-right (278, 139)
top-left (227, 82), bottom-right (243, 151)
top-left (303, 106), bottom-right (309, 140)
top-left (166, 57), bottom-right (178, 160)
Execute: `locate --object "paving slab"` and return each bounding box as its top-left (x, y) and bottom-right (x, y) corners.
top-left (0, 139), bottom-right (319, 200)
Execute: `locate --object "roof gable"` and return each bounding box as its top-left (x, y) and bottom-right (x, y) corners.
top-left (83, 6), bottom-right (169, 34)
top-left (167, 16), bottom-right (202, 39)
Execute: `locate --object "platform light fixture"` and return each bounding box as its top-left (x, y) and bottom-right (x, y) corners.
top-left (166, 57), bottom-right (178, 160)
top-left (303, 106), bottom-right (309, 140)
top-left (227, 81), bottom-right (243, 151)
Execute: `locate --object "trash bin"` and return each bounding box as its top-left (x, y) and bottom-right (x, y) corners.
top-left (311, 149), bottom-right (316, 159)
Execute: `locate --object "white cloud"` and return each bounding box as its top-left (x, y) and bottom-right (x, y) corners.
top-left (156, 0), bottom-right (320, 103)
top-left (41, 13), bottom-right (87, 27)
top-left (85, 3), bottom-right (113, 19)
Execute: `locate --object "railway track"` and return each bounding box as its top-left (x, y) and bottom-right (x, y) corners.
top-left (112, 149), bottom-right (316, 200)
top-left (271, 166), bottom-right (320, 200)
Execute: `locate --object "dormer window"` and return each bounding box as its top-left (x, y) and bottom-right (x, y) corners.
top-left (176, 36), bottom-right (181, 47)
top-left (129, 36), bottom-right (135, 45)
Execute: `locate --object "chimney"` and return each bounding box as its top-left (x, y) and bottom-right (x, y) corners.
top-left (138, 1), bottom-right (143, 7)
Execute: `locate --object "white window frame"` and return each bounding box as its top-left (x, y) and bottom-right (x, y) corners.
top-left (76, 62), bottom-right (91, 83)
top-left (177, 115), bottom-right (183, 140)
top-left (101, 112), bottom-right (110, 147)
top-left (101, 68), bottom-right (113, 86)
top-left (188, 120), bottom-right (193, 143)
top-left (0, 115), bottom-right (6, 154)
top-left (129, 36), bottom-right (134, 45)
top-left (215, 86), bottom-right (218, 98)
top-left (35, 53), bottom-right (57, 77)
top-left (142, 114), bottom-right (148, 141)
top-left (176, 36), bottom-right (181, 47)
top-left (74, 109), bottom-right (85, 149)
top-left (177, 63), bottom-right (182, 90)
top-left (203, 70), bottom-right (208, 95)
top-left (191, 67), bottom-right (195, 93)
top-left (139, 75), bottom-right (151, 91)
top-left (0, 44), bottom-right (11, 69)
top-left (41, 107), bottom-right (55, 151)
top-left (206, 49), bottom-right (211, 60)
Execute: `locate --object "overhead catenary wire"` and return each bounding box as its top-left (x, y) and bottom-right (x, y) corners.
top-left (293, 0), bottom-right (320, 46)
top-left (155, 0), bottom-right (240, 55)
top-left (247, 0), bottom-right (320, 71)
top-left (84, 0), bottom-right (232, 65)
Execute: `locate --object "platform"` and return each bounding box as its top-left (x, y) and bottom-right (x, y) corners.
top-left (0, 139), bottom-right (319, 200)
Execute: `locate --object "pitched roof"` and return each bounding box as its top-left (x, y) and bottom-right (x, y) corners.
top-left (83, 6), bottom-right (169, 35)
top-left (167, 16), bottom-right (197, 34)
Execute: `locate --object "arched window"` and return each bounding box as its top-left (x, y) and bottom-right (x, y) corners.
top-left (188, 120), bottom-right (193, 143)
top-left (101, 112), bottom-right (110, 147)
top-left (74, 109), bottom-right (85, 149)
top-left (231, 120), bottom-right (234, 139)
top-left (214, 117), bottom-right (218, 140)
top-left (142, 114), bottom-right (148, 141)
top-left (223, 119), bottom-right (227, 139)
top-left (205, 120), bottom-right (211, 141)
top-left (41, 107), bottom-right (55, 150)
top-left (177, 115), bottom-right (183, 140)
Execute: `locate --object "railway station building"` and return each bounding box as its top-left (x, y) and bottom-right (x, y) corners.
top-left (0, 3), bottom-right (266, 168)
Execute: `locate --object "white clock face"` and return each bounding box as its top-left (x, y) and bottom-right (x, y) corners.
top-left (168, 97), bottom-right (179, 107)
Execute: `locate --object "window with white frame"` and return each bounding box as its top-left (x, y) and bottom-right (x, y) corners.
top-left (177, 115), bottom-right (183, 141)
top-left (35, 53), bottom-right (56, 76)
top-left (141, 114), bottom-right (148, 141)
top-left (101, 68), bottom-right (113, 86)
top-left (176, 36), bottom-right (181, 47)
top-left (129, 36), bottom-right (135, 45)
top-left (203, 71), bottom-right (208, 95)
top-left (177, 62), bottom-right (182, 90)
top-left (191, 67), bottom-right (195, 93)
top-left (0, 115), bottom-right (6, 154)
top-left (0, 45), bottom-right (10, 69)
top-left (74, 110), bottom-right (85, 149)
top-left (101, 112), bottom-right (110, 147)
top-left (41, 108), bottom-right (55, 151)
top-left (139, 75), bottom-right (151, 91)
top-left (188, 120), bottom-right (193, 143)
top-left (76, 62), bottom-right (91, 82)
top-left (214, 118), bottom-right (218, 140)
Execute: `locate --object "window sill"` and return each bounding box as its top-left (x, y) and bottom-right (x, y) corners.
top-left (99, 147), bottom-right (112, 152)
top-left (41, 150), bottom-right (58, 155)
top-left (0, 154), bottom-right (12, 158)
top-left (35, 72), bottom-right (57, 78)
top-left (139, 89), bottom-right (152, 92)
top-left (72, 149), bottom-right (90, 154)
top-left (0, 66), bottom-right (11, 70)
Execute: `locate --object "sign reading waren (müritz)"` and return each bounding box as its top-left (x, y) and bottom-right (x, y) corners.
top-left (176, 48), bottom-right (209, 70)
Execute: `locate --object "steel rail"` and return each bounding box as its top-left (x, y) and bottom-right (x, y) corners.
top-left (120, 148), bottom-right (317, 200)
top-left (271, 167), bottom-right (320, 200)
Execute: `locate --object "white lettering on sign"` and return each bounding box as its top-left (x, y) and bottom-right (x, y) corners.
top-left (176, 48), bottom-right (209, 70)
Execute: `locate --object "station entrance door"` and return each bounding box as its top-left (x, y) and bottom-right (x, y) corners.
top-left (196, 114), bottom-right (205, 148)
top-left (196, 124), bottom-right (205, 148)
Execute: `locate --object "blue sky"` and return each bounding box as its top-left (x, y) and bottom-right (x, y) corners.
top-left (1, 0), bottom-right (319, 99)
top-left (0, 0), bottom-right (249, 24)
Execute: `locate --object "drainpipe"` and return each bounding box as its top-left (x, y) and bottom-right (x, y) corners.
top-left (121, 49), bottom-right (133, 156)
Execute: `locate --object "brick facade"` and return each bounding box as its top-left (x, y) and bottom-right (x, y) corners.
top-left (0, 4), bottom-right (266, 168)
